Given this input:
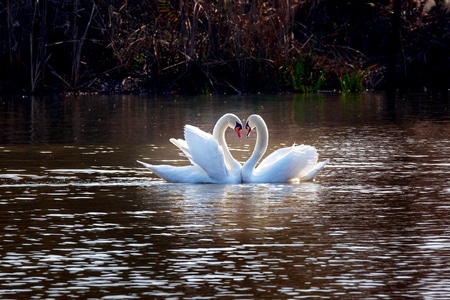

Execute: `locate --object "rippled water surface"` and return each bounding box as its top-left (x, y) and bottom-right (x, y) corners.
top-left (1, 94), bottom-right (449, 299)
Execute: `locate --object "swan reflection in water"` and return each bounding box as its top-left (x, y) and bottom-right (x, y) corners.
top-left (138, 114), bottom-right (329, 184)
top-left (139, 181), bottom-right (323, 228)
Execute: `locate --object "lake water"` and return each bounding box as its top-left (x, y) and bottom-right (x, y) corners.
top-left (0, 93), bottom-right (449, 299)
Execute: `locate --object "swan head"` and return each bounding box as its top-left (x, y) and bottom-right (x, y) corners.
top-left (235, 121), bottom-right (243, 138)
top-left (244, 114), bottom-right (260, 138)
top-left (213, 113), bottom-right (243, 140)
top-left (244, 114), bottom-right (268, 139)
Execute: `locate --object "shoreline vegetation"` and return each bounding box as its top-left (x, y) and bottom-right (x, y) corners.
top-left (0, 0), bottom-right (449, 96)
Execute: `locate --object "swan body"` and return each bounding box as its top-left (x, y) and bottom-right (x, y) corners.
top-left (138, 114), bottom-right (243, 183)
top-left (242, 114), bottom-right (328, 183)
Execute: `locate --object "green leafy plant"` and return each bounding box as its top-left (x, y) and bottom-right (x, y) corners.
top-left (339, 66), bottom-right (368, 93)
top-left (288, 54), bottom-right (326, 93)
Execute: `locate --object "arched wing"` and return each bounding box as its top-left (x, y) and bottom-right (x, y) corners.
top-left (183, 125), bottom-right (229, 181)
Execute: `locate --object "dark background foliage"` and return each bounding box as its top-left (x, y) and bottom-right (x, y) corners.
top-left (0, 0), bottom-right (448, 95)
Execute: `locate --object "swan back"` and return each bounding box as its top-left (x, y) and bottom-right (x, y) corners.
top-left (253, 144), bottom-right (319, 182)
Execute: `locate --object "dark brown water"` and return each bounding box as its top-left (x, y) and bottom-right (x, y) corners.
top-left (1, 94), bottom-right (449, 299)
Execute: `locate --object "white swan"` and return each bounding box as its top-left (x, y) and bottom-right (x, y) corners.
top-left (137, 113), bottom-right (243, 183)
top-left (241, 114), bottom-right (329, 183)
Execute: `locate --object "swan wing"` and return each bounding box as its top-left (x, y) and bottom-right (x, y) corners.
top-left (169, 138), bottom-right (193, 162)
top-left (137, 160), bottom-right (213, 183)
top-left (253, 145), bottom-right (318, 183)
top-left (183, 125), bottom-right (229, 181)
top-left (255, 146), bottom-right (293, 170)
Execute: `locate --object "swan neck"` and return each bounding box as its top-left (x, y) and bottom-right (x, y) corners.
top-left (243, 116), bottom-right (268, 177)
top-left (212, 114), bottom-right (238, 170)
top-left (212, 115), bottom-right (229, 146)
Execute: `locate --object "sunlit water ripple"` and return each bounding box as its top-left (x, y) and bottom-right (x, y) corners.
top-left (1, 94), bottom-right (449, 298)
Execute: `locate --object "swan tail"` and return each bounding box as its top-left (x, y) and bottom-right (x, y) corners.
top-left (137, 160), bottom-right (166, 179)
top-left (137, 160), bottom-right (153, 169)
top-left (137, 160), bottom-right (178, 182)
top-left (137, 160), bottom-right (213, 183)
top-left (301, 158), bottom-right (330, 181)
